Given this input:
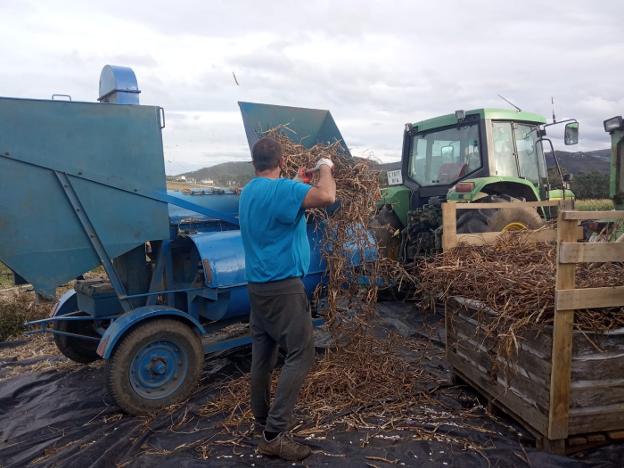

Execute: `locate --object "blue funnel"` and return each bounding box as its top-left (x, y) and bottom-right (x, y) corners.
top-left (238, 101), bottom-right (351, 157)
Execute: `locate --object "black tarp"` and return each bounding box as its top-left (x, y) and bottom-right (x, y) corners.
top-left (0, 303), bottom-right (622, 467)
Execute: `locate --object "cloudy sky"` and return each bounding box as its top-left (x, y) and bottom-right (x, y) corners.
top-left (2, 0), bottom-right (623, 174)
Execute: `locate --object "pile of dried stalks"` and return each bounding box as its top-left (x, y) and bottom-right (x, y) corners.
top-left (0, 291), bottom-right (52, 341)
top-left (418, 233), bottom-right (624, 360)
top-left (195, 130), bottom-right (482, 447)
top-left (273, 128), bottom-right (414, 322)
top-left (0, 290), bottom-right (75, 379)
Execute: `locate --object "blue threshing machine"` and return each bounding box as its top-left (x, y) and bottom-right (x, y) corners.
top-left (0, 66), bottom-right (357, 414)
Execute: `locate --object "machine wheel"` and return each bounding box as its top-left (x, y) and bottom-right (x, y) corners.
top-left (106, 319), bottom-right (203, 415)
top-left (53, 314), bottom-right (100, 364)
top-left (456, 195), bottom-right (544, 234)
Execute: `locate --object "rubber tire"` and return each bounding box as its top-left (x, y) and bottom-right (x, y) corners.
top-left (106, 319), bottom-right (203, 415)
top-left (53, 314), bottom-right (100, 364)
top-left (371, 205), bottom-right (403, 260)
top-left (456, 195), bottom-right (544, 234)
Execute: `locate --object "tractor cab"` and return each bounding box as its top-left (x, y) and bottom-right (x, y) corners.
top-left (378, 108), bottom-right (578, 259)
top-left (402, 109), bottom-right (554, 209)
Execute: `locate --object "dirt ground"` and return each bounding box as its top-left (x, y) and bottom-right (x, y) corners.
top-left (0, 303), bottom-right (622, 467)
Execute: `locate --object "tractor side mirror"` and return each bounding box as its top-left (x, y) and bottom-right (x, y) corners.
top-left (564, 122), bottom-right (579, 145)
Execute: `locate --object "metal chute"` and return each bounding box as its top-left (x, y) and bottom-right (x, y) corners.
top-left (238, 101), bottom-right (351, 157)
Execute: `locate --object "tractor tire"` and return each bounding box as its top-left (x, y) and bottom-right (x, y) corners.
top-left (371, 204), bottom-right (403, 260)
top-left (53, 314), bottom-right (100, 364)
top-left (106, 319), bottom-right (203, 415)
top-left (456, 195), bottom-right (544, 234)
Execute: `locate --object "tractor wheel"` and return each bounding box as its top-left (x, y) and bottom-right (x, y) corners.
top-left (371, 204), bottom-right (403, 259)
top-left (53, 314), bottom-right (100, 364)
top-left (106, 319), bottom-right (203, 415)
top-left (456, 195), bottom-right (544, 234)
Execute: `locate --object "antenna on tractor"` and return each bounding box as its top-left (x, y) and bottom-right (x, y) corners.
top-left (497, 94), bottom-right (521, 112)
top-left (551, 96), bottom-right (557, 123)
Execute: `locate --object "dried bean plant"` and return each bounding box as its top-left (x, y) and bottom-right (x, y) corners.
top-left (418, 232), bottom-right (624, 363)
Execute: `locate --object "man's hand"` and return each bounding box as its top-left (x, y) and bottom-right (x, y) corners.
top-left (302, 159), bottom-right (336, 209)
top-left (293, 167), bottom-right (312, 184)
top-left (306, 157), bottom-right (334, 174)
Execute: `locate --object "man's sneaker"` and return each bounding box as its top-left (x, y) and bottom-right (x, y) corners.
top-left (257, 432), bottom-right (311, 461)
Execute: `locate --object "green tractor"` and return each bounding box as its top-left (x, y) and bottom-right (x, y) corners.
top-left (377, 108), bottom-right (579, 259)
top-left (605, 115), bottom-right (624, 210)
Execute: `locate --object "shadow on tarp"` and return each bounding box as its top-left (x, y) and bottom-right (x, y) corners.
top-left (0, 303), bottom-right (622, 467)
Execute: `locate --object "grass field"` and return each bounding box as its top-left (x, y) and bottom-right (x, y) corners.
top-left (167, 181), bottom-right (218, 191)
top-left (0, 262), bottom-right (13, 289)
top-left (575, 199), bottom-right (614, 211)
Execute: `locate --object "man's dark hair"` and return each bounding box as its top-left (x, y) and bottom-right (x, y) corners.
top-left (251, 137), bottom-right (282, 172)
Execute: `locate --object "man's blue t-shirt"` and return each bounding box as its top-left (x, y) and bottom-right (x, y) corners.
top-left (239, 177), bottom-right (312, 283)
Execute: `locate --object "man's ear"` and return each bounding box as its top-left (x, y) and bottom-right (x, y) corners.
top-left (278, 157), bottom-right (285, 170)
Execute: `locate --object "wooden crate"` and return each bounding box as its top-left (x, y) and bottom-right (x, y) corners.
top-left (447, 297), bottom-right (624, 453)
top-left (444, 208), bottom-right (624, 453)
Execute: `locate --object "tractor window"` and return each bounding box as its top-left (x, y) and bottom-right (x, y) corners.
top-left (514, 123), bottom-right (542, 185)
top-left (491, 122), bottom-right (518, 177)
top-left (407, 123), bottom-right (481, 186)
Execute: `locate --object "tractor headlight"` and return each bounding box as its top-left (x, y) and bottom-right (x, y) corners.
top-left (603, 116), bottom-right (623, 133)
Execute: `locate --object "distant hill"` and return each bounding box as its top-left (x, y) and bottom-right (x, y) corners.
top-left (552, 149), bottom-right (610, 175)
top-left (179, 161), bottom-right (254, 186)
top-left (176, 149), bottom-right (611, 188)
top-left (379, 161), bottom-right (401, 172)
top-left (377, 150), bottom-right (611, 177)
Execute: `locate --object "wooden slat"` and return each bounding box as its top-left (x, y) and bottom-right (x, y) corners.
top-left (455, 200), bottom-right (562, 209)
top-left (448, 354), bottom-right (549, 435)
top-left (608, 430), bottom-right (624, 440)
top-left (568, 406), bottom-right (624, 435)
top-left (556, 286), bottom-right (624, 310)
top-left (548, 215), bottom-right (578, 440)
top-left (563, 210), bottom-right (624, 221)
top-left (442, 202), bottom-right (457, 251)
top-left (560, 242), bottom-right (624, 263)
top-left (587, 433), bottom-right (607, 443)
top-left (568, 436), bottom-right (588, 447)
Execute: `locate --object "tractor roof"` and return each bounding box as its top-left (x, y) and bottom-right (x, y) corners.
top-left (413, 108), bottom-right (547, 132)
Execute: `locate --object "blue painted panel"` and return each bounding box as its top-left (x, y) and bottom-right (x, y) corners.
top-left (167, 190), bottom-right (240, 227)
top-left (191, 230), bottom-right (246, 288)
top-left (190, 224), bottom-right (326, 289)
top-left (50, 290), bottom-right (79, 317)
top-left (186, 224), bottom-right (326, 321)
top-left (97, 306), bottom-right (206, 359)
top-left (202, 317), bottom-right (325, 354)
top-left (239, 101), bottom-right (351, 156)
top-left (0, 97), bottom-right (170, 294)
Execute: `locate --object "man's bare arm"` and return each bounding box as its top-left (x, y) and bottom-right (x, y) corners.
top-left (302, 165), bottom-right (336, 208)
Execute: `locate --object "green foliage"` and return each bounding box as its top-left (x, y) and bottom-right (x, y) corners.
top-left (0, 301), bottom-right (28, 340)
top-left (0, 263), bottom-right (51, 340)
top-left (0, 295), bottom-right (49, 340)
top-left (575, 199), bottom-right (614, 211)
top-left (0, 262), bottom-right (12, 289)
top-left (548, 168), bottom-right (610, 200)
top-left (570, 171), bottom-right (610, 200)
top-left (179, 161), bottom-right (254, 187)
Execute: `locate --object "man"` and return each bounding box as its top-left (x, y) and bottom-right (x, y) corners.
top-left (239, 137), bottom-right (336, 461)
